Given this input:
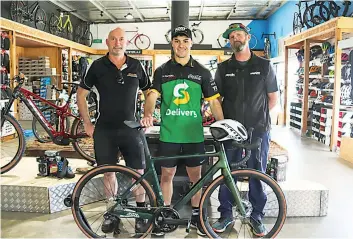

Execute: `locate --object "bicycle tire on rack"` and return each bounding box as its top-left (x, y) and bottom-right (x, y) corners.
top-left (199, 169), bottom-right (287, 238)
top-left (1, 114), bottom-right (26, 174)
top-left (71, 165), bottom-right (157, 238)
top-left (34, 7), bottom-right (47, 32)
top-left (32, 106), bottom-right (70, 143)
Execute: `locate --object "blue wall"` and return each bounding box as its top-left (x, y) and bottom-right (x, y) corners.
top-left (247, 20), bottom-right (268, 50)
top-left (267, 0), bottom-right (353, 58)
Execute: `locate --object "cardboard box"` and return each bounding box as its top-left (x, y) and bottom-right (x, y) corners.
top-left (339, 137), bottom-right (353, 164)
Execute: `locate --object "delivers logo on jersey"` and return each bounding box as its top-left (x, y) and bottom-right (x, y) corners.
top-left (173, 83), bottom-right (190, 106)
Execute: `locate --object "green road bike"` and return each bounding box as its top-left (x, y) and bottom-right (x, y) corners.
top-left (66, 121), bottom-right (287, 238)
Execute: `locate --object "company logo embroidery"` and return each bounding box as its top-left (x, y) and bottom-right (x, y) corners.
top-left (173, 83), bottom-right (190, 105)
top-left (175, 26), bottom-right (186, 32)
top-left (162, 74), bottom-right (176, 78)
top-left (188, 74), bottom-right (201, 81)
top-left (127, 73), bottom-right (137, 77)
top-left (225, 73), bottom-right (235, 77)
top-left (250, 72), bottom-right (260, 75)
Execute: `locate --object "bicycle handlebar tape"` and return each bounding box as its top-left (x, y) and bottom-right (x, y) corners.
top-left (230, 138), bottom-right (263, 169)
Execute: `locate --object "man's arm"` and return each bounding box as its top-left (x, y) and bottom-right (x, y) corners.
top-left (77, 87), bottom-right (91, 124)
top-left (209, 98), bottom-right (224, 121)
top-left (268, 92), bottom-right (278, 111)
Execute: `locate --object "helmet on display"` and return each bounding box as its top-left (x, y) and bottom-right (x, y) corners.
top-left (310, 45), bottom-right (323, 61)
top-left (322, 42), bottom-right (331, 52)
top-left (342, 53), bottom-right (349, 61)
top-left (210, 119), bottom-right (248, 142)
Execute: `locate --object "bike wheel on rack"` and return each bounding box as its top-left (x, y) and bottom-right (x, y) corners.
top-left (71, 105), bottom-right (97, 165)
top-left (48, 14), bottom-right (60, 35)
top-left (199, 169), bottom-right (287, 238)
top-left (34, 7), bottom-right (47, 31)
top-left (71, 165), bottom-right (156, 238)
top-left (192, 29), bottom-right (204, 44)
top-left (135, 34), bottom-right (151, 50)
top-left (165, 29), bottom-right (172, 43)
top-left (249, 34), bottom-right (257, 49)
top-left (32, 106), bottom-right (70, 143)
top-left (82, 31), bottom-right (93, 47)
top-left (10, 1), bottom-right (25, 23)
top-left (217, 33), bottom-right (229, 48)
top-left (1, 114), bottom-right (26, 174)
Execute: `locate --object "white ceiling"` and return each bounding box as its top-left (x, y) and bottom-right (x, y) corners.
top-left (49, 0), bottom-right (287, 23)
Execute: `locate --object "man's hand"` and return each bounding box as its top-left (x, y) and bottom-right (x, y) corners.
top-left (84, 122), bottom-right (95, 138)
top-left (140, 115), bottom-right (154, 128)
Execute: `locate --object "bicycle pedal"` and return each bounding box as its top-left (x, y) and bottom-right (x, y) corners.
top-left (185, 219), bottom-right (191, 233)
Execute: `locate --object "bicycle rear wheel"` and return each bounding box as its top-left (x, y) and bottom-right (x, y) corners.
top-left (192, 29), bottom-right (204, 44)
top-left (134, 34), bottom-right (151, 50)
top-left (1, 114), bottom-right (26, 174)
top-left (71, 165), bottom-right (156, 238)
top-left (32, 106), bottom-right (70, 143)
top-left (34, 7), bottom-right (47, 31)
top-left (199, 169), bottom-right (286, 238)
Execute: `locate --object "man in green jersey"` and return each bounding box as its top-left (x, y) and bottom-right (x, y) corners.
top-left (141, 25), bottom-right (224, 236)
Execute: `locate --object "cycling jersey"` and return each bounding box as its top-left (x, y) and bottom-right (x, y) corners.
top-left (150, 56), bottom-right (219, 143)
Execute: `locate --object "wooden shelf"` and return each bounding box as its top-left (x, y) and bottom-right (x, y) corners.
top-left (284, 17), bottom-right (353, 48)
top-left (283, 17), bottom-right (353, 151)
top-left (0, 17), bottom-right (96, 54)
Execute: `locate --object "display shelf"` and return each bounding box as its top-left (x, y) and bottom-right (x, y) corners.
top-left (283, 16), bottom-right (353, 151)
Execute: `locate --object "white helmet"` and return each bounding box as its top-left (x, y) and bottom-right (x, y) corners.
top-left (210, 119), bottom-right (248, 142)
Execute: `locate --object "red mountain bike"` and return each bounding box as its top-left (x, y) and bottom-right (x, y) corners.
top-left (1, 74), bottom-right (95, 174)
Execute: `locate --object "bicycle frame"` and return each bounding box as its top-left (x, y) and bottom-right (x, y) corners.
top-left (25, 1), bottom-right (39, 16)
top-left (126, 32), bottom-right (139, 45)
top-left (115, 136), bottom-right (247, 220)
top-left (1, 84), bottom-right (79, 139)
top-left (58, 14), bottom-right (72, 31)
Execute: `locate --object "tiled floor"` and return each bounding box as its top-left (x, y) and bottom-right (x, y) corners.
top-left (1, 125), bottom-right (353, 238)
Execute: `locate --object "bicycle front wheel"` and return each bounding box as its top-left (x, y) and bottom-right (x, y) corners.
top-left (199, 169), bottom-right (286, 238)
top-left (34, 7), bottom-right (47, 31)
top-left (1, 114), bottom-right (26, 174)
top-left (192, 29), bottom-right (204, 44)
top-left (71, 165), bottom-right (156, 238)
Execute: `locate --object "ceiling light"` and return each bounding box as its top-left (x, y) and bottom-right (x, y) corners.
top-left (125, 13), bottom-right (133, 20)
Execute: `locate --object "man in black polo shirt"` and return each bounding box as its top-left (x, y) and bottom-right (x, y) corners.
top-left (77, 27), bottom-right (151, 234)
top-left (141, 25), bottom-right (224, 236)
top-left (212, 23), bottom-right (278, 237)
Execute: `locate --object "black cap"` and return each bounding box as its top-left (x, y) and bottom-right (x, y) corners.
top-left (172, 25), bottom-right (192, 40)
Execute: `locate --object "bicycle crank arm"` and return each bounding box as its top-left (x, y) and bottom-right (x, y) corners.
top-left (161, 218), bottom-right (189, 226)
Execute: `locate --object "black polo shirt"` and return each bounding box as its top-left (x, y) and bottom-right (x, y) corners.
top-left (215, 52), bottom-right (278, 133)
top-left (80, 53), bottom-right (151, 129)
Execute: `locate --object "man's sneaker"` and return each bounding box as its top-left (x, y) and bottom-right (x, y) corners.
top-left (152, 227), bottom-right (164, 236)
top-left (212, 217), bottom-right (235, 233)
top-left (190, 216), bottom-right (206, 236)
top-left (249, 218), bottom-right (266, 237)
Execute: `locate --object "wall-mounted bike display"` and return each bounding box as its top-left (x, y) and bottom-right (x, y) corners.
top-left (10, 0), bottom-right (47, 32)
top-left (165, 22), bottom-right (204, 44)
top-left (262, 32), bottom-right (276, 59)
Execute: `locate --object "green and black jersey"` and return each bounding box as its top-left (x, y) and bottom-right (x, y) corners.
top-left (150, 56), bottom-right (220, 143)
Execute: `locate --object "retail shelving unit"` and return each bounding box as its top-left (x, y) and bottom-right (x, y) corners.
top-left (283, 17), bottom-right (353, 151)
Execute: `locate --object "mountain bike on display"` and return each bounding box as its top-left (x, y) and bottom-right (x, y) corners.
top-left (0, 74), bottom-right (96, 174)
top-left (165, 22), bottom-right (204, 44)
top-left (10, 0), bottom-right (47, 31)
top-left (65, 120), bottom-right (287, 238)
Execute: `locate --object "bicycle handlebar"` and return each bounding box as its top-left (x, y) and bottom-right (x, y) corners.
top-left (192, 22), bottom-right (201, 27)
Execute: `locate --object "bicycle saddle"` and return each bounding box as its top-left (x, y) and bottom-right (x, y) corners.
top-left (124, 120), bottom-right (142, 129)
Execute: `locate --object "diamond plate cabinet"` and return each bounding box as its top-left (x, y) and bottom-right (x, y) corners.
top-left (1, 158), bottom-right (329, 216)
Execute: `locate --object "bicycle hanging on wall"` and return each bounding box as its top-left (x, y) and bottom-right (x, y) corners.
top-left (262, 32), bottom-right (276, 59)
top-left (165, 22), bottom-right (204, 44)
top-left (125, 27), bottom-right (151, 50)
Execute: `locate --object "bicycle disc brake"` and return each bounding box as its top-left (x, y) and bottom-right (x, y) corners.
top-left (154, 207), bottom-right (180, 233)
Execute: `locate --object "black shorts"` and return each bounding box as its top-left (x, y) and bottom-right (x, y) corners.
top-left (158, 141), bottom-right (206, 168)
top-left (93, 126), bottom-right (146, 169)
